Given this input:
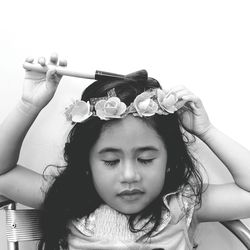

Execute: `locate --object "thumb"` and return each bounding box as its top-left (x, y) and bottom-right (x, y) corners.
top-left (46, 68), bottom-right (62, 85)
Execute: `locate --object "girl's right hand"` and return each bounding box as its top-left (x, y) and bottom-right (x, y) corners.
top-left (21, 53), bottom-right (67, 111)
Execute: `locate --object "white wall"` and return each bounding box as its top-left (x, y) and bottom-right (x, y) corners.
top-left (0, 1), bottom-right (250, 249)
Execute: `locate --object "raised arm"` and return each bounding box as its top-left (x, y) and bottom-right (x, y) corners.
top-left (0, 54), bottom-right (66, 208)
top-left (199, 126), bottom-right (250, 191)
top-left (173, 85), bottom-right (250, 222)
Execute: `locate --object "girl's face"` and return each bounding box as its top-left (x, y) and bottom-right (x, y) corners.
top-left (89, 115), bottom-right (167, 214)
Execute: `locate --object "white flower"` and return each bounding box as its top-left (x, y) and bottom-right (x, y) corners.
top-left (65, 100), bottom-right (92, 123)
top-left (157, 89), bottom-right (178, 113)
top-left (95, 97), bottom-right (127, 120)
top-left (64, 88), bottom-right (183, 123)
top-left (133, 91), bottom-right (158, 117)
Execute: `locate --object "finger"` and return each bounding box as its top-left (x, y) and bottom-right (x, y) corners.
top-left (181, 95), bottom-right (203, 108)
top-left (59, 59), bottom-right (67, 67)
top-left (175, 100), bottom-right (186, 110)
top-left (168, 85), bottom-right (187, 93)
top-left (47, 68), bottom-right (57, 79)
top-left (181, 94), bottom-right (198, 102)
top-left (25, 57), bottom-right (34, 63)
top-left (38, 57), bottom-right (46, 66)
top-left (190, 102), bottom-right (196, 109)
top-left (166, 86), bottom-right (194, 101)
top-left (46, 68), bottom-right (62, 83)
top-left (175, 89), bottom-right (194, 100)
top-left (177, 104), bottom-right (194, 115)
top-left (49, 52), bottom-right (58, 65)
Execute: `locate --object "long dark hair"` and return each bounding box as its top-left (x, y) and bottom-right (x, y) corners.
top-left (38, 70), bottom-right (203, 250)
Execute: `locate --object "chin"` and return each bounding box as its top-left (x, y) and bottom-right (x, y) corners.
top-left (114, 203), bottom-right (147, 215)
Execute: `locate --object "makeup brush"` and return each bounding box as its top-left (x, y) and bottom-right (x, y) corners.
top-left (23, 62), bottom-right (148, 81)
top-left (23, 62), bottom-right (126, 81)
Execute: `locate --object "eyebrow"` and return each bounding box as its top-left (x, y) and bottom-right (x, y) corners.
top-left (98, 146), bottom-right (160, 155)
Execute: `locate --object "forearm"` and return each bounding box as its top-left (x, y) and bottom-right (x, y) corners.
top-left (0, 100), bottom-right (41, 174)
top-left (199, 125), bottom-right (250, 191)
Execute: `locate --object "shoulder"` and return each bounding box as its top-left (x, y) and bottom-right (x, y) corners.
top-left (163, 184), bottom-right (199, 227)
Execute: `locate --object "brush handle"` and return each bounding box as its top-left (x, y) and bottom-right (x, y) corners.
top-left (23, 62), bottom-right (96, 79)
top-left (23, 62), bottom-right (126, 81)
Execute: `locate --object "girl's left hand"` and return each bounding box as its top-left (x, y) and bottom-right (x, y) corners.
top-left (171, 86), bottom-right (212, 138)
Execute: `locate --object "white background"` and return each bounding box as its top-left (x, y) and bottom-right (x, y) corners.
top-left (0, 1), bottom-right (250, 249)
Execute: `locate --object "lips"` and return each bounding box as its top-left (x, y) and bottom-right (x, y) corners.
top-left (118, 189), bottom-right (144, 201)
top-left (118, 189), bottom-right (144, 196)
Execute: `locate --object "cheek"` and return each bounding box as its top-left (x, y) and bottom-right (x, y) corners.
top-left (145, 159), bottom-right (167, 191)
top-left (147, 167), bottom-right (166, 189)
top-left (91, 164), bottom-right (115, 196)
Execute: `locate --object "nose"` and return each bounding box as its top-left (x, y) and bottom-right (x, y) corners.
top-left (120, 160), bottom-right (141, 183)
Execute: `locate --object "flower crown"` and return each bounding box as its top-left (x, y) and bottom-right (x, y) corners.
top-left (65, 88), bottom-right (184, 123)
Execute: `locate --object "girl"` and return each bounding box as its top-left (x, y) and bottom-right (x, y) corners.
top-left (0, 54), bottom-right (250, 250)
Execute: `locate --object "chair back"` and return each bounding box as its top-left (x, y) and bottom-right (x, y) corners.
top-left (1, 195), bottom-right (250, 250)
top-left (1, 197), bottom-right (42, 250)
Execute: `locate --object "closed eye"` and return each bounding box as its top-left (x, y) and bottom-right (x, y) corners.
top-left (138, 158), bottom-right (155, 165)
top-left (103, 160), bottom-right (120, 167)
